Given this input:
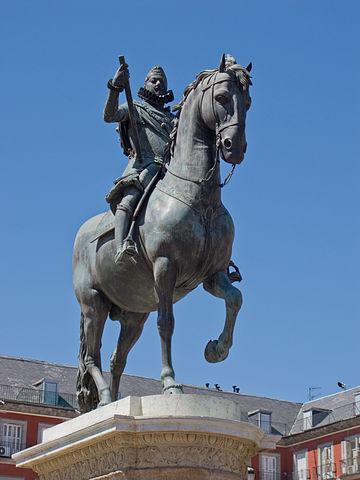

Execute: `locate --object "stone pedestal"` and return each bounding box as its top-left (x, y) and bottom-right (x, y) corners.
top-left (14, 394), bottom-right (276, 480)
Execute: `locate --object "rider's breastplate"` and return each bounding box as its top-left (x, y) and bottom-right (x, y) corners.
top-left (139, 125), bottom-right (168, 164)
top-left (127, 101), bottom-right (173, 167)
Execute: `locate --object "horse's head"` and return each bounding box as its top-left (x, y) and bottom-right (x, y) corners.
top-left (200, 55), bottom-right (252, 165)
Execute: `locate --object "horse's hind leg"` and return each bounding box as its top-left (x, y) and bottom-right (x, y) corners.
top-left (109, 310), bottom-right (149, 401)
top-left (154, 257), bottom-right (183, 394)
top-left (77, 289), bottom-right (111, 411)
top-left (203, 271), bottom-right (242, 363)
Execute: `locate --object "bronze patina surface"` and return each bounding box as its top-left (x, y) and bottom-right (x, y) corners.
top-left (73, 54), bottom-right (252, 412)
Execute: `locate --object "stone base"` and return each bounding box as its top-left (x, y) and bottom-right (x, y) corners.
top-left (92, 467), bottom-right (246, 479)
top-left (14, 394), bottom-right (276, 480)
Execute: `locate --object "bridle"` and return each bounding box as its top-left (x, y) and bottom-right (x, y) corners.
top-left (165, 71), bottom-right (244, 187)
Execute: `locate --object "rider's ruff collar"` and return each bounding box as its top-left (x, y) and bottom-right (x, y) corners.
top-left (137, 86), bottom-right (174, 106)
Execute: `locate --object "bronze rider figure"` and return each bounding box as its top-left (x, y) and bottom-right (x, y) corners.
top-left (104, 61), bottom-right (174, 263)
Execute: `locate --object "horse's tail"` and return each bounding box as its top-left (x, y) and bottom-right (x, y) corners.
top-left (76, 312), bottom-right (99, 412)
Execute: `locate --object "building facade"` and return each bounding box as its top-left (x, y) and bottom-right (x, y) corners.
top-left (278, 388), bottom-right (360, 480)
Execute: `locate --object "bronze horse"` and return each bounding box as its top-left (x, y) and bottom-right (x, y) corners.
top-left (73, 57), bottom-right (252, 412)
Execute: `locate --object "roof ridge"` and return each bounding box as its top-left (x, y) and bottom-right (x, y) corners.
top-left (303, 385), bottom-right (360, 405)
top-left (0, 354), bottom-right (78, 370)
top-left (0, 356), bottom-right (164, 385)
top-left (181, 382), bottom-right (302, 405)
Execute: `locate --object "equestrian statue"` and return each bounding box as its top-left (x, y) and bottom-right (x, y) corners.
top-left (73, 54), bottom-right (252, 412)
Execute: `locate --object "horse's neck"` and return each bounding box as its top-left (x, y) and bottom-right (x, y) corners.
top-left (165, 93), bottom-right (221, 209)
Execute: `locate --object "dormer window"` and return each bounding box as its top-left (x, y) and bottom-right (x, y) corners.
top-left (303, 410), bottom-right (312, 430)
top-left (354, 394), bottom-right (360, 415)
top-left (303, 408), bottom-right (331, 430)
top-left (248, 410), bottom-right (272, 434)
top-left (43, 381), bottom-right (58, 405)
top-left (33, 379), bottom-right (58, 405)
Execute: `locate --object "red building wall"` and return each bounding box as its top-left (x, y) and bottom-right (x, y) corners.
top-left (279, 424), bottom-right (360, 480)
top-left (0, 410), bottom-right (66, 480)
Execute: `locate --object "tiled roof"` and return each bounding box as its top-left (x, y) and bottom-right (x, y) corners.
top-left (0, 354), bottom-right (162, 398)
top-left (290, 386), bottom-right (360, 434)
top-left (0, 354), bottom-right (301, 431)
top-left (2, 354), bottom-right (359, 436)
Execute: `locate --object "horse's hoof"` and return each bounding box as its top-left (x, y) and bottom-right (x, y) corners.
top-left (97, 388), bottom-right (112, 408)
top-left (163, 383), bottom-right (184, 395)
top-left (97, 395), bottom-right (112, 408)
top-left (204, 339), bottom-right (229, 363)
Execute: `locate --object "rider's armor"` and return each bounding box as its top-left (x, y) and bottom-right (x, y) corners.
top-left (104, 66), bottom-right (174, 264)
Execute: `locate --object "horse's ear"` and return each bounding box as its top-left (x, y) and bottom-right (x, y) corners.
top-left (246, 62), bottom-right (252, 72)
top-left (219, 53), bottom-right (226, 72)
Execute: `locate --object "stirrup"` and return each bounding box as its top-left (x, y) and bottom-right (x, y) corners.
top-left (114, 239), bottom-right (138, 265)
top-left (123, 237), bottom-right (138, 256)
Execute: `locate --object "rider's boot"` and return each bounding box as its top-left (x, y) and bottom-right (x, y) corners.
top-left (114, 205), bottom-right (136, 264)
top-left (114, 188), bottom-right (141, 264)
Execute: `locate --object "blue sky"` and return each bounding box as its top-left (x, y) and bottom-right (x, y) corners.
top-left (1, 0), bottom-right (359, 403)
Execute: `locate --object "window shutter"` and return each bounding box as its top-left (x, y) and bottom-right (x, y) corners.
top-left (355, 395), bottom-right (360, 415)
top-left (354, 437), bottom-right (359, 457)
top-left (341, 441), bottom-right (348, 474)
top-left (295, 451), bottom-right (307, 480)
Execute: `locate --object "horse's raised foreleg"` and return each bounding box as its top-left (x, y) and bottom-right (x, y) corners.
top-left (154, 257), bottom-right (183, 394)
top-left (76, 289), bottom-right (111, 411)
top-left (109, 311), bottom-right (149, 401)
top-left (203, 271), bottom-right (242, 363)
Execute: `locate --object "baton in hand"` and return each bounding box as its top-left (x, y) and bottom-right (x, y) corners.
top-left (119, 55), bottom-right (142, 163)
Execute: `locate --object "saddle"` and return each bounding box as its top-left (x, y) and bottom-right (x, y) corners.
top-left (91, 167), bottom-right (163, 245)
top-left (105, 172), bottom-right (144, 213)
top-left (90, 211), bottom-right (114, 244)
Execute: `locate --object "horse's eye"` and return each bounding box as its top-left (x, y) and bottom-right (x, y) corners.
top-left (215, 93), bottom-right (231, 104)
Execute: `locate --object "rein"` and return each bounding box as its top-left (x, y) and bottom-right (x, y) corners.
top-left (165, 73), bottom-right (240, 188)
top-left (165, 139), bottom-right (220, 186)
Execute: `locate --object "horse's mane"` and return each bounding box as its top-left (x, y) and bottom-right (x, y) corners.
top-left (168, 64), bottom-right (252, 158)
top-left (173, 64), bottom-right (252, 113)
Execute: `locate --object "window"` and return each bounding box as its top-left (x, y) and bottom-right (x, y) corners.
top-left (303, 408), bottom-right (330, 430)
top-left (354, 394), bottom-right (360, 416)
top-left (294, 451), bottom-right (308, 480)
top-left (0, 477), bottom-right (25, 480)
top-left (33, 379), bottom-right (58, 405)
top-left (318, 444), bottom-right (335, 480)
top-left (248, 410), bottom-right (272, 434)
top-left (0, 421), bottom-right (25, 456)
top-left (42, 381), bottom-right (58, 405)
top-left (341, 436), bottom-right (360, 475)
top-left (303, 410), bottom-right (312, 430)
top-left (260, 413), bottom-right (272, 434)
top-left (261, 454), bottom-right (279, 480)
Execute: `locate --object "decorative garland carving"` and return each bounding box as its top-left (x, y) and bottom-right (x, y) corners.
top-left (33, 432), bottom-right (257, 480)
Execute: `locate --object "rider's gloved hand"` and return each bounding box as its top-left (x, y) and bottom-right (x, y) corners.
top-left (112, 64), bottom-right (130, 89)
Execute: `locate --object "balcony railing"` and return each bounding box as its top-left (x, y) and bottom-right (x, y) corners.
top-left (341, 457), bottom-right (360, 476)
top-left (0, 438), bottom-right (27, 457)
top-left (0, 384), bottom-right (78, 410)
top-left (258, 470), bottom-right (282, 480)
top-left (287, 469), bottom-right (311, 480)
top-left (247, 417), bottom-right (291, 436)
top-left (315, 463), bottom-right (336, 480)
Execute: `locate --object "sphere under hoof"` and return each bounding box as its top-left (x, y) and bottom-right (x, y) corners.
top-left (204, 339), bottom-right (229, 363)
